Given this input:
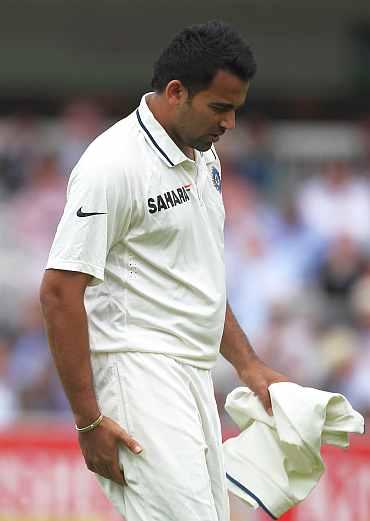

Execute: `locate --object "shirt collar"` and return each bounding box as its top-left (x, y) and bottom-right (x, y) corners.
top-left (202, 147), bottom-right (218, 164)
top-left (136, 93), bottom-right (218, 168)
top-left (136, 93), bottom-right (189, 168)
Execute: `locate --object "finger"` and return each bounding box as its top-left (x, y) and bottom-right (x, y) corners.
top-left (119, 429), bottom-right (143, 454)
top-left (95, 463), bottom-right (125, 486)
top-left (106, 448), bottom-right (126, 485)
top-left (110, 462), bottom-right (126, 486)
top-left (259, 390), bottom-right (273, 416)
top-left (85, 459), bottom-right (97, 474)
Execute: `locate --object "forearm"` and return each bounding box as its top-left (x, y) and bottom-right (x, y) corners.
top-left (220, 302), bottom-right (258, 379)
top-left (40, 289), bottom-right (99, 426)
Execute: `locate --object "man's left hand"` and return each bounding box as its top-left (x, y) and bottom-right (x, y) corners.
top-left (239, 357), bottom-right (289, 415)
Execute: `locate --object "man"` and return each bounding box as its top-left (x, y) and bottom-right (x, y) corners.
top-left (40, 21), bottom-right (286, 521)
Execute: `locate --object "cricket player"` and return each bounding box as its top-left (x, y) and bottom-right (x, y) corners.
top-left (40, 20), bottom-right (286, 521)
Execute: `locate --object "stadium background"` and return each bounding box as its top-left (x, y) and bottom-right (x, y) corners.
top-left (1, 1), bottom-right (370, 519)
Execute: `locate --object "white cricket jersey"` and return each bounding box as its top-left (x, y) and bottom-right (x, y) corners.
top-left (46, 93), bottom-right (226, 368)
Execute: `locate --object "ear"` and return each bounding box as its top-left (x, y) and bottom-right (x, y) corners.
top-left (165, 80), bottom-right (188, 107)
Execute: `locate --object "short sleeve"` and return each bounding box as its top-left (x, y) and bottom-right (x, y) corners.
top-left (46, 142), bottom-right (132, 285)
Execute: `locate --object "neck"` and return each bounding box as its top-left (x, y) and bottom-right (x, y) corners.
top-left (146, 93), bottom-right (195, 160)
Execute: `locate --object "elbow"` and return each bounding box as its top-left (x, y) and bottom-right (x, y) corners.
top-left (40, 278), bottom-right (58, 318)
top-left (40, 269), bottom-right (87, 318)
top-left (39, 272), bottom-right (66, 318)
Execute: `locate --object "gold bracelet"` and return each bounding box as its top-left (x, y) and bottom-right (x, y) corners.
top-left (75, 413), bottom-right (104, 433)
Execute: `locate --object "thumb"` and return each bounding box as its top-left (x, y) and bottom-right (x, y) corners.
top-left (119, 428), bottom-right (143, 454)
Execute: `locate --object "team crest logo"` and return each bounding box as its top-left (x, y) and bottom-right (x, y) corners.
top-left (212, 167), bottom-right (222, 192)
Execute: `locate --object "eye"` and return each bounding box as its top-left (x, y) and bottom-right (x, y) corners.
top-left (210, 106), bottom-right (227, 113)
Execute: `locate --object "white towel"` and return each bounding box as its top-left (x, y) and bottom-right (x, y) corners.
top-left (223, 382), bottom-right (364, 519)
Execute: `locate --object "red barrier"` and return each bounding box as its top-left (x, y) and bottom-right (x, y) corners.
top-left (0, 424), bottom-right (368, 520)
top-left (0, 422), bottom-right (121, 520)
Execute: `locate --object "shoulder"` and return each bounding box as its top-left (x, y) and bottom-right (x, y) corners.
top-left (81, 112), bottom-right (138, 166)
top-left (69, 112), bottom-right (140, 187)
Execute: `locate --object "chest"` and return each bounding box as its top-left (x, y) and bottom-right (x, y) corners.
top-left (130, 155), bottom-right (225, 246)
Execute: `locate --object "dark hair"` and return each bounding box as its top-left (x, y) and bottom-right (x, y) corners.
top-left (151, 21), bottom-right (257, 95)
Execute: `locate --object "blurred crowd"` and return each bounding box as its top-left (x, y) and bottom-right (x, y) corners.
top-left (1, 99), bottom-right (370, 431)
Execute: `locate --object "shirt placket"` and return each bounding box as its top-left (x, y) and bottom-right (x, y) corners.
top-left (195, 156), bottom-right (208, 205)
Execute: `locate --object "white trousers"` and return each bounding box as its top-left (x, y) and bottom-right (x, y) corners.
top-left (91, 351), bottom-right (230, 521)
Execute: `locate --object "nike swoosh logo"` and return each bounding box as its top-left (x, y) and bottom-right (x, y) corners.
top-left (76, 207), bottom-right (107, 217)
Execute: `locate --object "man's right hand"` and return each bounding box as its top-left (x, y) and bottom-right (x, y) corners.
top-left (78, 416), bottom-right (143, 485)
top-left (40, 270), bottom-right (143, 486)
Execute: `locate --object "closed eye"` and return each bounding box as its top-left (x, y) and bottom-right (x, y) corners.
top-left (209, 105), bottom-right (230, 113)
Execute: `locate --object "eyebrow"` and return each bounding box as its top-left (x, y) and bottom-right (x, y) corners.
top-left (208, 102), bottom-right (243, 110)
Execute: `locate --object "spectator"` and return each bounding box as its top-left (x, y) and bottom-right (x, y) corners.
top-left (0, 111), bottom-right (41, 197)
top-left (256, 297), bottom-right (325, 387)
top-left (6, 154), bottom-right (65, 258)
top-left (318, 325), bottom-right (359, 393)
top-left (334, 273), bottom-right (370, 412)
top-left (7, 298), bottom-right (69, 414)
top-left (297, 160), bottom-right (370, 245)
top-left (236, 114), bottom-right (275, 194)
top-left (270, 199), bottom-right (325, 286)
top-left (55, 99), bottom-right (107, 176)
top-left (317, 234), bottom-right (366, 322)
top-left (0, 335), bottom-right (20, 426)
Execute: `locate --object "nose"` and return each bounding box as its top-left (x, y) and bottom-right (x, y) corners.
top-left (220, 111), bottom-right (236, 130)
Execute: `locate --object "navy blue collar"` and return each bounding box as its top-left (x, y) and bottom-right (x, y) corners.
top-left (136, 93), bottom-right (218, 167)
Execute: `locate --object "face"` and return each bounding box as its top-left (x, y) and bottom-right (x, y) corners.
top-left (168, 70), bottom-right (250, 152)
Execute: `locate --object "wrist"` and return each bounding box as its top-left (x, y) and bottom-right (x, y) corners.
top-left (74, 409), bottom-right (101, 428)
top-left (238, 352), bottom-right (261, 381)
top-left (75, 412), bottom-right (104, 433)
